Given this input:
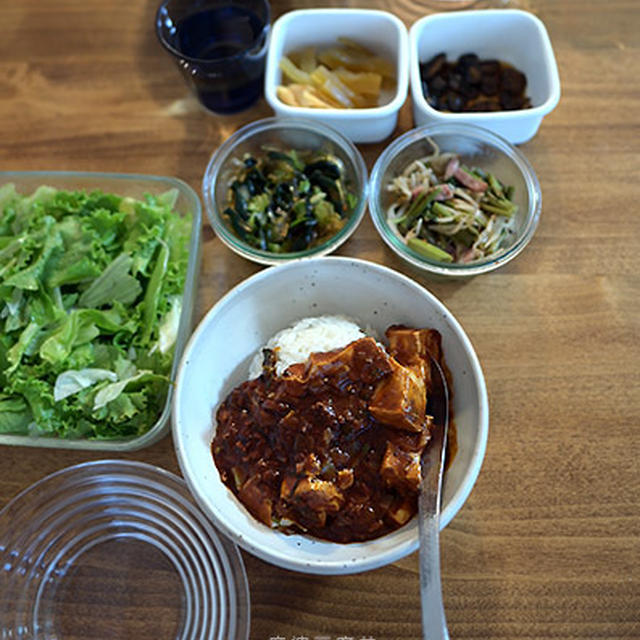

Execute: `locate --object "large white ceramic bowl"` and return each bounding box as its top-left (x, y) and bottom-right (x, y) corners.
top-left (173, 257), bottom-right (488, 575)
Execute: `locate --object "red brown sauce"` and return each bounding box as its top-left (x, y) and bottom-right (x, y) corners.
top-left (212, 325), bottom-right (455, 543)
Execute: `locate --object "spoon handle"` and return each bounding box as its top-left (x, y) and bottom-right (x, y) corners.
top-left (419, 357), bottom-right (450, 640)
top-left (419, 502), bottom-right (450, 640)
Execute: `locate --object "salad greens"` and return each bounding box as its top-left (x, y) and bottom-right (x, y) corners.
top-left (0, 183), bottom-right (192, 440)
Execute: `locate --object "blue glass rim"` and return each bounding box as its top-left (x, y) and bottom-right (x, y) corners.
top-left (155, 0), bottom-right (271, 65)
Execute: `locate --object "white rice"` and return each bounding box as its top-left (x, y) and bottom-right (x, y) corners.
top-left (248, 315), bottom-right (367, 379)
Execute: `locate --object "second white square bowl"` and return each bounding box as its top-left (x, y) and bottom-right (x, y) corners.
top-left (410, 9), bottom-right (561, 144)
top-left (265, 9), bottom-right (409, 144)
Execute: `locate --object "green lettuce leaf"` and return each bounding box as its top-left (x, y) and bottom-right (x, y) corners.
top-left (53, 368), bottom-right (118, 402)
top-left (4, 230), bottom-right (62, 291)
top-left (93, 369), bottom-right (156, 410)
top-left (140, 241), bottom-right (169, 345)
top-left (78, 253), bottom-right (142, 308)
top-left (151, 295), bottom-right (182, 355)
top-left (0, 396), bottom-right (32, 434)
top-left (6, 321), bottom-right (40, 374)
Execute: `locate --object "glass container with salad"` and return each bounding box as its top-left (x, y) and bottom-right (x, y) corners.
top-left (0, 172), bottom-right (200, 449)
top-left (369, 123), bottom-right (541, 277)
top-left (386, 143), bottom-right (517, 264)
top-left (204, 117), bottom-right (368, 265)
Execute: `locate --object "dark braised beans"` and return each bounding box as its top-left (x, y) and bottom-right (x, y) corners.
top-left (420, 52), bottom-right (532, 113)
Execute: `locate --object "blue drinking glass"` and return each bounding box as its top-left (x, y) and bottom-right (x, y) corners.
top-left (156, 0), bottom-right (271, 114)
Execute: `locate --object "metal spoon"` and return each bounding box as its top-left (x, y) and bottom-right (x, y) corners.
top-left (419, 356), bottom-right (451, 640)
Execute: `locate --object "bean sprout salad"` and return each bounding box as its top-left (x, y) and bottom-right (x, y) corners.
top-left (386, 140), bottom-right (518, 263)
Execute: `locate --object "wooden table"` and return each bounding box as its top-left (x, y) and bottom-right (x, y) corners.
top-left (1, 1), bottom-right (638, 638)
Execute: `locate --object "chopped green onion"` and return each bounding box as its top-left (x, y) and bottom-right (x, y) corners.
top-left (407, 237), bottom-right (453, 262)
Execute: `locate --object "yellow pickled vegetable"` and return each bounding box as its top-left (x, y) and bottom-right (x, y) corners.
top-left (298, 47), bottom-right (317, 74)
top-left (317, 47), bottom-right (395, 79)
top-left (336, 37), bottom-right (371, 54)
top-left (334, 68), bottom-right (382, 97)
top-left (310, 65), bottom-right (356, 108)
top-left (300, 88), bottom-right (339, 109)
top-left (276, 38), bottom-right (395, 110)
top-left (279, 56), bottom-right (311, 85)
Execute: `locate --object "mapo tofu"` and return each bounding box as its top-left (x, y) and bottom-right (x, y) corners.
top-left (212, 326), bottom-right (449, 543)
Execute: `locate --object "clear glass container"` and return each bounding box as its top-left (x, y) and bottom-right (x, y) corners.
top-left (0, 171), bottom-right (201, 450)
top-left (202, 117), bottom-right (368, 265)
top-left (368, 123), bottom-right (542, 278)
top-left (0, 460), bottom-right (250, 639)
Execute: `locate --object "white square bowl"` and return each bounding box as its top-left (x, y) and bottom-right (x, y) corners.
top-left (265, 9), bottom-right (409, 144)
top-left (410, 9), bottom-right (561, 144)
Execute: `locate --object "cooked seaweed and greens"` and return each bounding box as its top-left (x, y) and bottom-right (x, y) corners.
top-left (224, 148), bottom-right (358, 253)
top-left (0, 184), bottom-right (191, 440)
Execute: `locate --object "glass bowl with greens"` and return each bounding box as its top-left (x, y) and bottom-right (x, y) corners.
top-left (0, 171), bottom-right (200, 450)
top-left (203, 117), bottom-right (368, 265)
top-left (369, 123), bottom-right (541, 278)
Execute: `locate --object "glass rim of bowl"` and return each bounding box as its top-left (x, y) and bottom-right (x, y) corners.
top-left (155, 0), bottom-right (271, 65)
top-left (202, 116), bottom-right (369, 266)
top-left (368, 122), bottom-right (542, 277)
top-left (0, 459), bottom-right (250, 639)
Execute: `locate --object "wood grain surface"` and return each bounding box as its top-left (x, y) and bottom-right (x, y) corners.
top-left (1, 1), bottom-right (639, 639)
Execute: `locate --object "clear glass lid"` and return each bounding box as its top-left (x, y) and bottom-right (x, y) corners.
top-left (0, 460), bottom-right (250, 640)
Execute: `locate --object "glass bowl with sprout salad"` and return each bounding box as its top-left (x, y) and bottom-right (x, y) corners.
top-left (203, 117), bottom-right (368, 265)
top-left (368, 123), bottom-right (541, 278)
